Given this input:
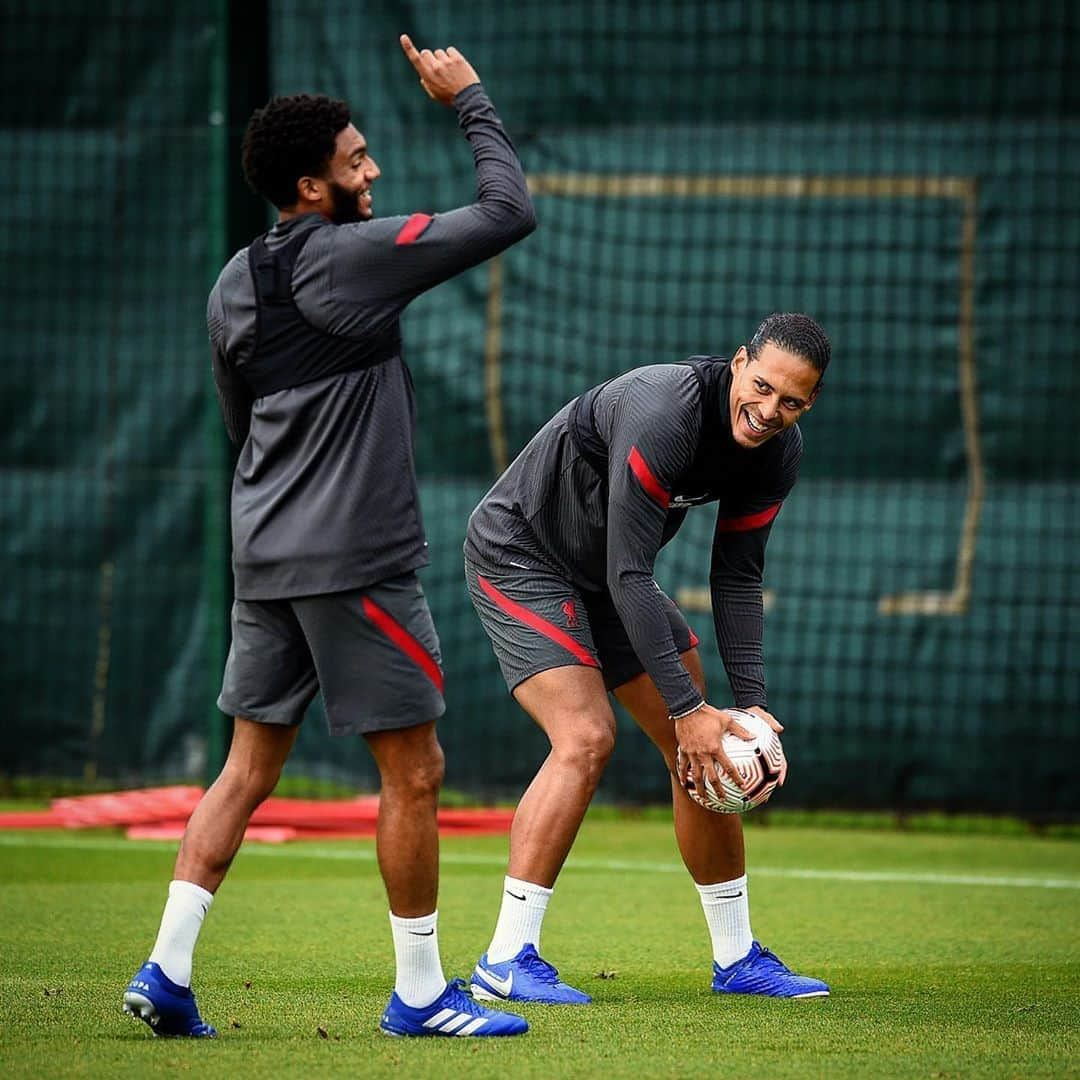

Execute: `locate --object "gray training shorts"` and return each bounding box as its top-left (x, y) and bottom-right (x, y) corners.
top-left (465, 555), bottom-right (698, 695)
top-left (218, 572), bottom-right (445, 735)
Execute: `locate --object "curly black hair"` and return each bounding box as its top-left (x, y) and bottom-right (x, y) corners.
top-left (241, 94), bottom-right (352, 209)
top-left (747, 312), bottom-right (831, 376)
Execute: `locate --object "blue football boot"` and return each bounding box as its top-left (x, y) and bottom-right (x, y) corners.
top-left (122, 961), bottom-right (217, 1037)
top-left (471, 943), bottom-right (591, 1005)
top-left (712, 941), bottom-right (829, 998)
top-left (380, 978), bottom-right (528, 1037)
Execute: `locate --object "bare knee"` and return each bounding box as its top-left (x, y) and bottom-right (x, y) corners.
top-left (380, 741), bottom-right (445, 804)
top-left (551, 713), bottom-right (616, 784)
top-left (212, 718), bottom-right (298, 810)
top-left (214, 759), bottom-right (282, 809)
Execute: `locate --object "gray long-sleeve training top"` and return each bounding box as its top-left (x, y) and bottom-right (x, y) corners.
top-left (207, 83), bottom-right (536, 599)
top-left (466, 358), bottom-right (802, 716)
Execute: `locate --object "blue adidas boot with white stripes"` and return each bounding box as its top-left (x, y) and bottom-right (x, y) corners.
top-left (122, 961), bottom-right (217, 1037)
top-left (380, 977), bottom-right (528, 1037)
top-left (712, 941), bottom-right (830, 998)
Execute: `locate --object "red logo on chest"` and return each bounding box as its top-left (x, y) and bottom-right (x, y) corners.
top-left (561, 599), bottom-right (580, 629)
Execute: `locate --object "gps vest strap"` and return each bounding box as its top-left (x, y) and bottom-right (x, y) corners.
top-left (243, 225), bottom-right (401, 398)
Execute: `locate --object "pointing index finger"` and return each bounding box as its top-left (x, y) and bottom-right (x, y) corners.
top-left (399, 33), bottom-right (422, 66)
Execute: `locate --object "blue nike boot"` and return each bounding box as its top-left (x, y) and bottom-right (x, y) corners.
top-left (712, 942), bottom-right (829, 998)
top-left (471, 943), bottom-right (591, 1005)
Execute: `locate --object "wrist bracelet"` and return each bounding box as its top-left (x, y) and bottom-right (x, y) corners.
top-left (669, 700), bottom-right (706, 721)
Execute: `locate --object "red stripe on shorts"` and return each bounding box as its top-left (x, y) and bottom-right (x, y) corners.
top-left (361, 596), bottom-right (444, 692)
top-left (714, 502), bottom-right (782, 533)
top-left (395, 212), bottom-right (433, 246)
top-left (476, 574), bottom-right (599, 668)
top-left (627, 445), bottom-right (670, 508)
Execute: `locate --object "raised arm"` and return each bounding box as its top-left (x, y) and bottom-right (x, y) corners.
top-left (320, 36), bottom-right (535, 324)
top-left (398, 34), bottom-right (532, 229)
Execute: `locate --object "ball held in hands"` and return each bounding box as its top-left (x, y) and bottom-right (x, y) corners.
top-left (676, 708), bottom-right (788, 814)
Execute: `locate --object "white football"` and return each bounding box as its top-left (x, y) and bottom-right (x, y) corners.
top-left (676, 708), bottom-right (787, 814)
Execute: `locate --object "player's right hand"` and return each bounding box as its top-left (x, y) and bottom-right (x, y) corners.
top-left (675, 703), bottom-right (754, 793)
top-left (399, 34), bottom-right (480, 105)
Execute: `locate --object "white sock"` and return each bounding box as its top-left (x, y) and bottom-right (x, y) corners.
top-left (148, 880), bottom-right (214, 987)
top-left (486, 876), bottom-right (553, 964)
top-left (389, 910), bottom-right (446, 1008)
top-left (696, 874), bottom-right (753, 968)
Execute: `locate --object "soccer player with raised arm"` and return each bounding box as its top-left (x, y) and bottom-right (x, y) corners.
top-left (123, 36), bottom-right (535, 1039)
top-left (464, 313), bottom-right (831, 1003)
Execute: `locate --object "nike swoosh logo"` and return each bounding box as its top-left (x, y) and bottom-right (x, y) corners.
top-left (409, 929), bottom-right (435, 936)
top-left (506, 890), bottom-right (527, 901)
top-left (478, 968), bottom-right (513, 996)
top-left (714, 891), bottom-right (743, 899)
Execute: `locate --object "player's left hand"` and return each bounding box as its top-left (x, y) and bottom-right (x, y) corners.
top-left (745, 705), bottom-right (788, 785)
top-left (399, 34), bottom-right (480, 105)
top-left (746, 704), bottom-right (783, 734)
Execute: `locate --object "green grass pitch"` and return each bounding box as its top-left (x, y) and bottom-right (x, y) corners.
top-left (1, 815), bottom-right (1077, 1078)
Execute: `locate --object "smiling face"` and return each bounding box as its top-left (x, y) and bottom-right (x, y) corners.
top-left (321, 123), bottom-right (380, 224)
top-left (289, 121), bottom-right (382, 224)
top-left (728, 341), bottom-right (821, 449)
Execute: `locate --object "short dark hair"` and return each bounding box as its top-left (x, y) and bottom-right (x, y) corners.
top-left (747, 312), bottom-right (831, 376)
top-left (241, 93), bottom-right (352, 209)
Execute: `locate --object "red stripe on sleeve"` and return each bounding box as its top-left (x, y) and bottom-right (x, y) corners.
top-left (395, 213), bottom-right (433, 246)
top-left (627, 446), bottom-right (670, 508)
top-left (714, 502), bottom-right (782, 533)
top-left (688, 627), bottom-right (700, 649)
top-left (361, 596), bottom-right (444, 692)
top-left (476, 575), bottom-right (599, 668)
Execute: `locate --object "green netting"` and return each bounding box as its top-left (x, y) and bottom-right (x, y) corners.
top-left (3, 1), bottom-right (1077, 814)
top-left (1, 2), bottom-right (227, 785)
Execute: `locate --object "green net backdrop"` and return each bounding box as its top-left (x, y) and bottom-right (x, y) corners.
top-left (3, 2), bottom-right (1077, 815)
top-left (1, 2), bottom-right (228, 786)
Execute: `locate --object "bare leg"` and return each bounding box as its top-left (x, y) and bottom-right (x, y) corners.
top-left (507, 665), bottom-right (616, 887)
top-left (174, 717), bottom-right (299, 892)
top-left (619, 659), bottom-right (827, 990)
top-left (614, 650), bottom-right (745, 883)
top-left (364, 719), bottom-right (444, 917)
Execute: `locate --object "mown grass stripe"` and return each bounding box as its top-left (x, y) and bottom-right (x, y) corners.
top-left (1, 832), bottom-right (1077, 890)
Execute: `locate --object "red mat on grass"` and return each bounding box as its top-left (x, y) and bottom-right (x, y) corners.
top-left (0, 787), bottom-right (513, 839)
top-left (127, 824), bottom-right (314, 843)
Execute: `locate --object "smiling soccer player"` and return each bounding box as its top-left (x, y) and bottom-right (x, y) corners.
top-left (122, 35), bottom-right (536, 1039)
top-left (465, 312), bottom-right (832, 1004)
